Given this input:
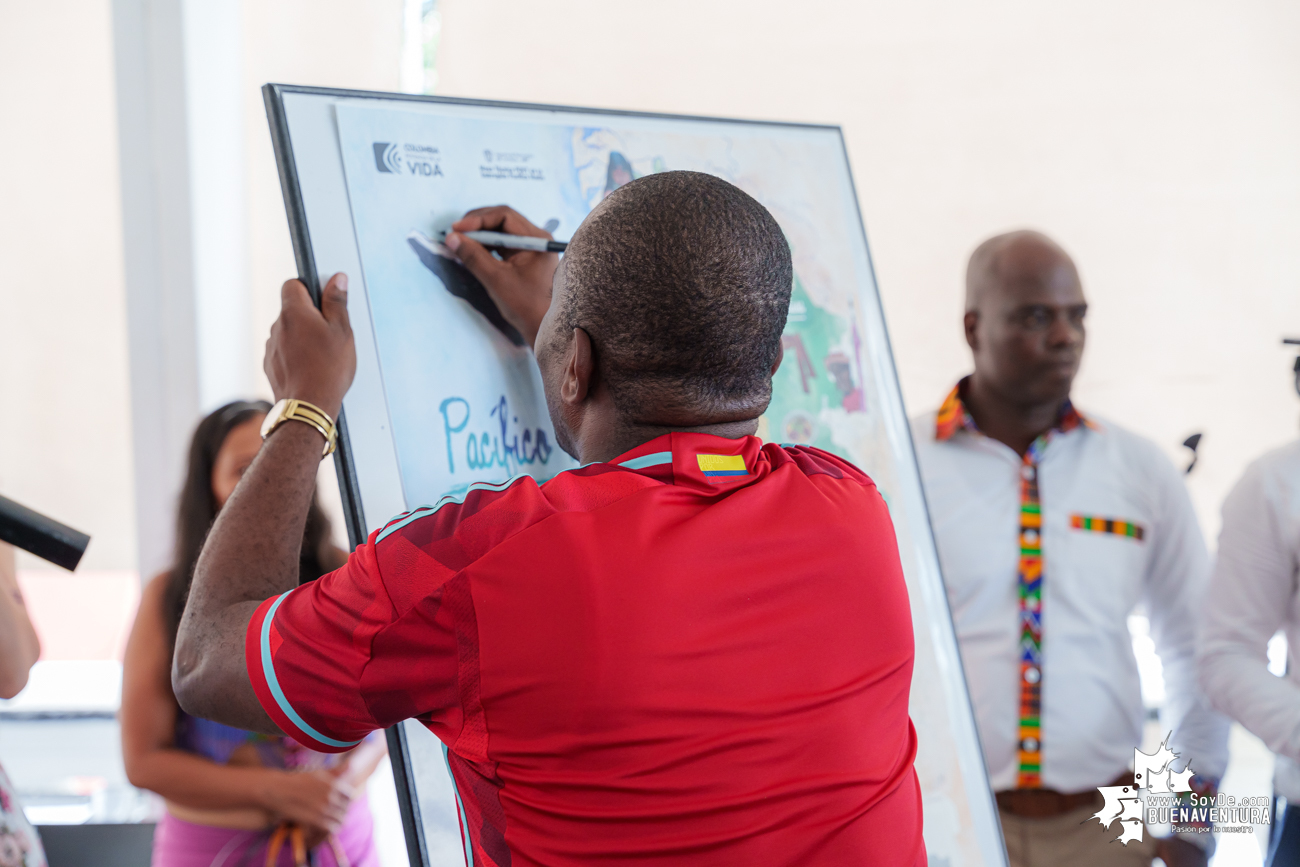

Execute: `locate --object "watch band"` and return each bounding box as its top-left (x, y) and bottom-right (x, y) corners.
top-left (260, 398), bottom-right (338, 458)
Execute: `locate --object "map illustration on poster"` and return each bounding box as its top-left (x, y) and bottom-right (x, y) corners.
top-left (268, 87), bottom-right (1005, 867)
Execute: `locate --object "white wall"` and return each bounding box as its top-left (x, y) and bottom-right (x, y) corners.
top-left (243, 0), bottom-right (406, 380)
top-left (0, 0), bottom-right (400, 591)
top-left (434, 0), bottom-right (1300, 539)
top-left (0, 0), bottom-right (136, 572)
top-left (110, 0), bottom-right (405, 581)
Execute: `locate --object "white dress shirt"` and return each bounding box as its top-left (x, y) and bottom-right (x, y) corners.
top-left (1199, 440), bottom-right (1300, 801)
top-left (912, 403), bottom-right (1229, 792)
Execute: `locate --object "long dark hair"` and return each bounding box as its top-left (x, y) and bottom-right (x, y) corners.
top-left (162, 400), bottom-right (336, 644)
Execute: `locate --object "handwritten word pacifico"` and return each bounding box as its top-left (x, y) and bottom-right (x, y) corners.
top-left (440, 396), bottom-right (554, 475)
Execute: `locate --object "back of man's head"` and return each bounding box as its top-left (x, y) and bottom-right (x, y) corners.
top-left (560, 171), bottom-right (792, 424)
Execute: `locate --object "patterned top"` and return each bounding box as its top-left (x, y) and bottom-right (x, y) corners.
top-left (175, 711), bottom-right (343, 772)
top-left (0, 762), bottom-right (46, 867)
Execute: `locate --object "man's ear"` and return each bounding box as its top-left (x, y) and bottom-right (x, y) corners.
top-left (561, 327), bottom-right (595, 406)
top-left (963, 311), bottom-right (980, 352)
top-left (769, 342), bottom-right (784, 376)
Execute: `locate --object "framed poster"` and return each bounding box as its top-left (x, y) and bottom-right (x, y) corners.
top-left (264, 83), bottom-right (1005, 867)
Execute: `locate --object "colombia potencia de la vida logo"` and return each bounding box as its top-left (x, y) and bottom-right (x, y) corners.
top-left (372, 142), bottom-right (443, 177)
top-left (1093, 734), bottom-right (1272, 845)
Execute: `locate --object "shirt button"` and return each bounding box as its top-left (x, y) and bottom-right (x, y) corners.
top-left (1022, 528), bottom-right (1039, 543)
top-left (1020, 464), bottom-right (1037, 480)
top-left (1021, 737), bottom-right (1040, 753)
top-left (1023, 666), bottom-right (1041, 684)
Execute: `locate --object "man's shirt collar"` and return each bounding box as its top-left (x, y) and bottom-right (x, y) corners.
top-left (608, 432), bottom-right (767, 494)
top-left (934, 376), bottom-right (1092, 443)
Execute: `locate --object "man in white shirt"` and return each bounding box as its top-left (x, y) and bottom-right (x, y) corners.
top-left (1199, 443), bottom-right (1300, 865)
top-left (912, 230), bottom-right (1228, 867)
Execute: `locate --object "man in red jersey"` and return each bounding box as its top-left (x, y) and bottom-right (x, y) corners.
top-left (173, 171), bottom-right (925, 865)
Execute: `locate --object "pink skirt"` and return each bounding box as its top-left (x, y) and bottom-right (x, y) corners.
top-left (151, 795), bottom-right (379, 867)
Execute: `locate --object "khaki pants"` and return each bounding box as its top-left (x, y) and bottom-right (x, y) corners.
top-left (1000, 803), bottom-right (1158, 867)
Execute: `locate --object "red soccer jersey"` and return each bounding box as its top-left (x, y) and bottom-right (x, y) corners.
top-left (247, 432), bottom-right (924, 865)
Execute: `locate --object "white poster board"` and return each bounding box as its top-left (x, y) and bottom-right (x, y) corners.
top-left (265, 84), bottom-right (1005, 867)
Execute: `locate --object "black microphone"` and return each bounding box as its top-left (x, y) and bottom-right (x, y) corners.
top-left (0, 495), bottom-right (91, 572)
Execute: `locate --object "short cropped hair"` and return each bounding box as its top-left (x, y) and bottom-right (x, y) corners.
top-left (965, 230), bottom-right (1074, 312)
top-left (560, 171), bottom-right (792, 419)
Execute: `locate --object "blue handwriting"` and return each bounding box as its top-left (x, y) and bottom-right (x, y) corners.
top-left (439, 395), bottom-right (554, 475)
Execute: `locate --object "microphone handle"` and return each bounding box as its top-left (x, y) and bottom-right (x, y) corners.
top-left (0, 494), bottom-right (91, 572)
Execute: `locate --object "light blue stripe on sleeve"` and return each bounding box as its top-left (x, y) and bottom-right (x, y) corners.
top-left (376, 476), bottom-right (530, 544)
top-left (618, 451), bottom-right (673, 470)
top-left (376, 504), bottom-right (438, 544)
top-left (260, 590), bottom-right (363, 749)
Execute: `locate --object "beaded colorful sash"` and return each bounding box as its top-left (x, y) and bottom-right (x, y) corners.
top-left (1016, 441), bottom-right (1047, 788)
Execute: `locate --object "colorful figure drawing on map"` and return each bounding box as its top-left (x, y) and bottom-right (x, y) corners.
top-left (605, 152), bottom-right (634, 196)
top-left (762, 277), bottom-right (869, 451)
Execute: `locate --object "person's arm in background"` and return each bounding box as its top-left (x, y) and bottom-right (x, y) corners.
top-left (123, 575), bottom-right (353, 832)
top-left (0, 541), bottom-right (40, 698)
top-left (1142, 447), bottom-right (1231, 867)
top-left (339, 734), bottom-right (388, 791)
top-left (1198, 460), bottom-right (1300, 760)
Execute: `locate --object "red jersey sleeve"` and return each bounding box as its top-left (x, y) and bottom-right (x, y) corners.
top-left (246, 511), bottom-right (473, 752)
top-left (244, 534), bottom-right (406, 752)
top-left (245, 478), bottom-right (553, 753)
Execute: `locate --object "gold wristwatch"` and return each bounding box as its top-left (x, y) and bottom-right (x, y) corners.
top-left (260, 398), bottom-right (338, 458)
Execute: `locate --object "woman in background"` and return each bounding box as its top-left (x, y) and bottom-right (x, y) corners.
top-left (122, 400), bottom-right (383, 867)
top-left (0, 540), bottom-right (46, 867)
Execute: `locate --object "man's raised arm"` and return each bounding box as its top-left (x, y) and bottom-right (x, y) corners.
top-left (172, 273), bottom-right (356, 732)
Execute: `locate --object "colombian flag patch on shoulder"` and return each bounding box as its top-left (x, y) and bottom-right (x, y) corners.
top-left (697, 454), bottom-right (748, 477)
